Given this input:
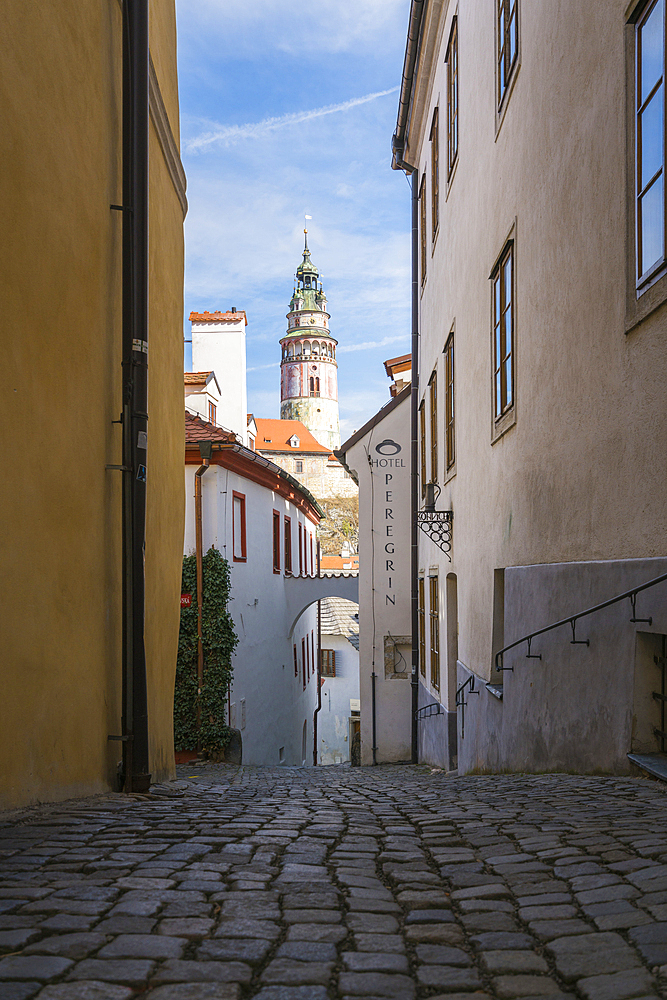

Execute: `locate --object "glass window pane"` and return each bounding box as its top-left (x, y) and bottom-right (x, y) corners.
top-left (495, 371), bottom-right (502, 416)
top-left (509, 12), bottom-right (517, 64)
top-left (640, 174), bottom-right (664, 274)
top-left (505, 358), bottom-right (513, 406)
top-left (640, 86), bottom-right (664, 189)
top-left (504, 309), bottom-right (512, 358)
top-left (494, 277), bottom-right (501, 320)
top-left (504, 255), bottom-right (512, 305)
top-left (641, 0), bottom-right (664, 105)
top-left (495, 323), bottom-right (501, 366)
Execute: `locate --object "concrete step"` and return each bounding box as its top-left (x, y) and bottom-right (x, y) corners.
top-left (627, 751), bottom-right (667, 782)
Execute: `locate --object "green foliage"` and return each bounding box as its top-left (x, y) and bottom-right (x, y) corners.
top-left (174, 547), bottom-right (237, 754)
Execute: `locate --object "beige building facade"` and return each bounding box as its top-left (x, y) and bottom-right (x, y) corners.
top-left (0, 2), bottom-right (186, 806)
top-left (394, 0), bottom-right (667, 774)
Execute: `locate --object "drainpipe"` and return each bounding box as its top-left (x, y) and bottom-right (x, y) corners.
top-left (194, 442), bottom-right (212, 751)
top-left (391, 0), bottom-right (425, 766)
top-left (409, 172), bottom-right (419, 765)
top-left (120, 0), bottom-right (150, 794)
top-left (313, 587), bottom-right (322, 766)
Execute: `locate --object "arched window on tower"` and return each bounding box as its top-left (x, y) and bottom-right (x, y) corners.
top-left (295, 342), bottom-right (302, 356)
top-left (288, 343), bottom-right (294, 357)
top-left (303, 341), bottom-right (311, 357)
top-left (312, 342), bottom-right (319, 356)
top-left (316, 377), bottom-right (320, 394)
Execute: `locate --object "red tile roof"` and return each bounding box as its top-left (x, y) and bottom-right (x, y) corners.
top-left (185, 412), bottom-right (237, 444)
top-left (184, 371), bottom-right (214, 385)
top-left (254, 418), bottom-right (332, 455)
top-left (189, 310), bottom-right (248, 325)
top-left (320, 554), bottom-right (359, 570)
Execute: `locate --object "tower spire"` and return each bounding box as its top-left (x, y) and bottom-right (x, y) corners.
top-left (279, 231), bottom-right (340, 451)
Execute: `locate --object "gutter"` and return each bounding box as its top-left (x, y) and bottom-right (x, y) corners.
top-left (391, 0), bottom-right (427, 172)
top-left (214, 442), bottom-right (327, 519)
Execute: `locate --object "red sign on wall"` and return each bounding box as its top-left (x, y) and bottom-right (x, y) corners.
top-left (180, 593), bottom-right (192, 608)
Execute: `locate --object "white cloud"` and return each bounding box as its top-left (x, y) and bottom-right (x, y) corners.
top-left (177, 0), bottom-right (408, 57)
top-left (247, 362), bottom-right (280, 372)
top-left (186, 88), bottom-right (399, 153)
top-left (339, 335), bottom-right (409, 354)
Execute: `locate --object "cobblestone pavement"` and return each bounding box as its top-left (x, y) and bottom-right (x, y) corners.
top-left (0, 764), bottom-right (666, 1000)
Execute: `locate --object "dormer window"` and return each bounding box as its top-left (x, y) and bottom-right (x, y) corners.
top-left (290, 435), bottom-right (300, 448)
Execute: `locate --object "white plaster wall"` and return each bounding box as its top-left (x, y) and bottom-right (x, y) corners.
top-left (191, 317), bottom-right (248, 444)
top-left (184, 464), bottom-right (319, 765)
top-left (345, 394), bottom-right (412, 764)
top-left (457, 558), bottom-right (667, 775)
top-left (406, 1), bottom-right (667, 771)
top-left (318, 634), bottom-right (360, 765)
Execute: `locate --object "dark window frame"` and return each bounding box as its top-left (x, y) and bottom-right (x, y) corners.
top-left (444, 332), bottom-right (455, 471)
top-left (430, 107), bottom-right (440, 242)
top-left (419, 400), bottom-right (427, 498)
top-left (321, 649), bottom-right (336, 677)
top-left (429, 369), bottom-right (438, 484)
top-left (497, 0), bottom-right (519, 111)
top-left (232, 491), bottom-right (247, 562)
top-left (272, 510), bottom-right (281, 574)
top-left (418, 576), bottom-right (426, 677)
top-left (429, 574), bottom-right (440, 691)
top-left (284, 515), bottom-right (292, 575)
top-left (446, 17), bottom-right (459, 178)
top-left (636, 0), bottom-right (666, 288)
top-left (492, 242), bottom-right (514, 422)
top-left (208, 400), bottom-right (217, 425)
top-left (419, 173), bottom-right (427, 284)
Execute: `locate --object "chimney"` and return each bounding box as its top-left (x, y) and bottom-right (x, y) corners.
top-left (231, 306), bottom-right (236, 313)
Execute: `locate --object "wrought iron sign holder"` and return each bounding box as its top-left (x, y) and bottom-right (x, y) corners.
top-left (417, 483), bottom-right (453, 561)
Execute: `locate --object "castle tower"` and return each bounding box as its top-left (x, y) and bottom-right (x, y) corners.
top-left (280, 231), bottom-right (340, 451)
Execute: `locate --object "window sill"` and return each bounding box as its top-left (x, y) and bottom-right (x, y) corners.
top-left (445, 157), bottom-right (459, 201)
top-left (233, 556), bottom-right (247, 563)
top-left (495, 62), bottom-right (521, 141)
top-left (444, 462), bottom-right (456, 486)
top-left (626, 265), bottom-right (667, 335)
top-left (491, 405), bottom-right (516, 445)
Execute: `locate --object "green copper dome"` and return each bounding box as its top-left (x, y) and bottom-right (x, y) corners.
top-left (290, 230), bottom-right (327, 312)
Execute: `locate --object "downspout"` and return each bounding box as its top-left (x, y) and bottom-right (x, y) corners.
top-left (391, 0), bottom-right (425, 766)
top-left (409, 172), bottom-right (419, 766)
top-left (120, 0), bottom-right (150, 794)
top-left (313, 570), bottom-right (322, 766)
top-left (194, 455), bottom-right (210, 751)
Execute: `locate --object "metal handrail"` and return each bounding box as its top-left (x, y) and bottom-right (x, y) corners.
top-left (455, 675), bottom-right (475, 705)
top-left (495, 570), bottom-right (667, 673)
top-left (455, 675), bottom-right (479, 739)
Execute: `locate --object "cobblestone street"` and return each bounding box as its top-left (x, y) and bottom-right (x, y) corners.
top-left (0, 765), bottom-right (666, 1000)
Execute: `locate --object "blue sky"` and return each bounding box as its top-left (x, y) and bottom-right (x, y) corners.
top-left (176, 0), bottom-right (411, 440)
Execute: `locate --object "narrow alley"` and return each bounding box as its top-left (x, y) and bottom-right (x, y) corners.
top-left (0, 766), bottom-right (666, 1000)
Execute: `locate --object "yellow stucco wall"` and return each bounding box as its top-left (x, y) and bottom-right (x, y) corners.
top-left (0, 1), bottom-right (185, 808)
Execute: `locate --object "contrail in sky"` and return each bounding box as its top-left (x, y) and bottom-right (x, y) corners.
top-left (186, 87), bottom-right (400, 153)
top-left (339, 334), bottom-right (408, 354)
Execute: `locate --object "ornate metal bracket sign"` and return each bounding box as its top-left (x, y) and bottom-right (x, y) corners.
top-left (417, 509), bottom-right (453, 560)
